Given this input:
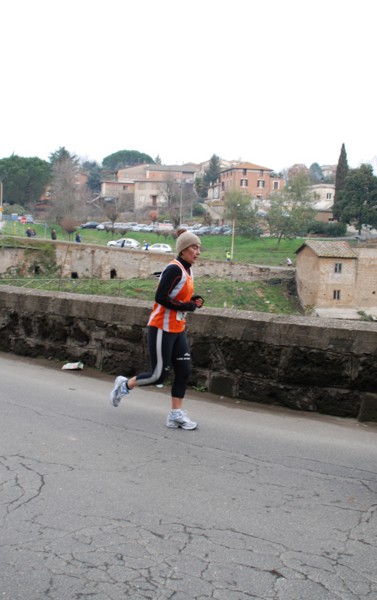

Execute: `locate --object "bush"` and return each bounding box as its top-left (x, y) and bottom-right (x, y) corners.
top-left (193, 202), bottom-right (206, 216)
top-left (308, 221), bottom-right (347, 237)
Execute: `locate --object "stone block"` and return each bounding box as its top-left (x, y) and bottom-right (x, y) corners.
top-left (358, 393), bottom-right (377, 422)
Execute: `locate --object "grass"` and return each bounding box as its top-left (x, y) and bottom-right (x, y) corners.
top-left (1, 220), bottom-right (303, 266)
top-left (0, 276), bottom-right (300, 315)
top-left (0, 221), bottom-right (301, 314)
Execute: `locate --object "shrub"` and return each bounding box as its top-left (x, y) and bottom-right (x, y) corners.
top-left (308, 221), bottom-right (347, 237)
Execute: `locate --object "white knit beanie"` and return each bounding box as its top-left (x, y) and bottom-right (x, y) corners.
top-left (176, 230), bottom-right (201, 255)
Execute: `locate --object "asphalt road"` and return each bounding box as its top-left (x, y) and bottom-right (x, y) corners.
top-left (1, 352), bottom-right (377, 600)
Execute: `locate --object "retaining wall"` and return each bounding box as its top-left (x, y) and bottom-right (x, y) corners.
top-left (0, 237), bottom-right (291, 280)
top-left (1, 286), bottom-right (377, 422)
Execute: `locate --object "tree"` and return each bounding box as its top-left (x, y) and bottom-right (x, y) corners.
top-left (333, 143), bottom-right (349, 219)
top-left (224, 188), bottom-right (258, 259)
top-left (157, 174), bottom-right (180, 213)
top-left (194, 155), bottom-right (222, 201)
top-left (102, 150), bottom-right (154, 171)
top-left (267, 170), bottom-right (315, 246)
top-left (49, 146), bottom-right (78, 166)
top-left (194, 175), bottom-right (207, 199)
top-left (0, 155), bottom-right (51, 210)
top-left (204, 154), bottom-right (221, 187)
top-left (103, 201), bottom-right (120, 233)
top-left (48, 156), bottom-right (90, 224)
top-left (309, 163), bottom-right (324, 184)
top-left (334, 164), bottom-right (377, 234)
top-left (81, 160), bottom-right (102, 194)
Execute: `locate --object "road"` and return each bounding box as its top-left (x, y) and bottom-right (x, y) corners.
top-left (1, 352), bottom-right (377, 600)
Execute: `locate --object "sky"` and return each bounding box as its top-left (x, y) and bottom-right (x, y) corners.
top-left (1, 0), bottom-right (376, 173)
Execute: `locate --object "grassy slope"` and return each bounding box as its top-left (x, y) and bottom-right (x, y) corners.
top-left (3, 221), bottom-right (302, 266)
top-left (1, 222), bottom-right (302, 314)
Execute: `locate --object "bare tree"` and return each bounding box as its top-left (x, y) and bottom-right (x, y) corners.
top-left (158, 174), bottom-right (180, 211)
top-left (48, 157), bottom-right (89, 225)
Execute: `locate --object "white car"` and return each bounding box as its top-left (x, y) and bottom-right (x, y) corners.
top-left (107, 238), bottom-right (140, 249)
top-left (96, 222), bottom-right (112, 230)
top-left (148, 243), bottom-right (173, 253)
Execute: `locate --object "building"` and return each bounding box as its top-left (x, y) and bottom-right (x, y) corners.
top-left (207, 162), bottom-right (284, 203)
top-left (100, 164), bottom-right (196, 214)
top-left (184, 158), bottom-right (240, 178)
top-left (310, 184), bottom-right (335, 222)
top-left (295, 240), bottom-right (377, 313)
top-left (320, 164), bottom-right (337, 180)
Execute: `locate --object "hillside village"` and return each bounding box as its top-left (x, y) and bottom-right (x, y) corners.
top-left (94, 158), bottom-right (336, 226)
top-left (1, 151), bottom-right (377, 321)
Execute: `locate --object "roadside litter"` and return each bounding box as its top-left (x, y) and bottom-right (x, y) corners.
top-left (62, 361), bottom-right (84, 370)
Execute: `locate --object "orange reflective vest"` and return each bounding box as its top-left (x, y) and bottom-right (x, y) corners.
top-left (147, 259), bottom-right (194, 332)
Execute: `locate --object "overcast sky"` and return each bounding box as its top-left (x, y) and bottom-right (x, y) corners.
top-left (1, 0), bottom-right (376, 172)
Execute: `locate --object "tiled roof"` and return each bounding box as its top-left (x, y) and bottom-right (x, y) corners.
top-left (296, 240), bottom-right (357, 258)
top-left (145, 164), bottom-right (196, 173)
top-left (222, 162), bottom-right (273, 172)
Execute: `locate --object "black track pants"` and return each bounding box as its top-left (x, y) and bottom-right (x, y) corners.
top-left (135, 326), bottom-right (191, 398)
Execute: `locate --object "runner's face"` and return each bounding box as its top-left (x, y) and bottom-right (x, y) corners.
top-left (181, 244), bottom-right (201, 264)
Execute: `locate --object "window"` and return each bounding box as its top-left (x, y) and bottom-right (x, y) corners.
top-left (326, 192), bottom-right (332, 199)
top-left (242, 169), bottom-right (247, 176)
top-left (334, 262), bottom-right (342, 273)
top-left (273, 181), bottom-right (279, 190)
top-left (333, 290), bottom-right (341, 300)
top-left (240, 179), bottom-right (248, 187)
top-left (257, 180), bottom-right (265, 188)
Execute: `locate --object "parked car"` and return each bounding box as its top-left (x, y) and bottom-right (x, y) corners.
top-left (81, 221), bottom-right (100, 229)
top-left (114, 222), bottom-right (137, 229)
top-left (97, 222), bottom-right (129, 230)
top-left (140, 224), bottom-right (154, 232)
top-left (96, 222), bottom-right (112, 230)
top-left (18, 214), bottom-right (34, 223)
top-left (148, 243), bottom-right (172, 253)
top-left (195, 226), bottom-right (213, 235)
top-left (129, 223), bottom-right (148, 232)
top-left (156, 222), bottom-right (174, 232)
top-left (107, 238), bottom-right (140, 249)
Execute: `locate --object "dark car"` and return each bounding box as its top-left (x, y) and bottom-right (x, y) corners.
top-left (81, 221), bottom-right (100, 229)
top-left (195, 226), bottom-right (213, 235)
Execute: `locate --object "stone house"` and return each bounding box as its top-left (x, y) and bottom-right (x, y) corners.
top-left (310, 184), bottom-right (335, 222)
top-left (101, 164), bottom-right (196, 213)
top-left (100, 179), bottom-right (135, 199)
top-left (295, 239), bottom-right (377, 312)
top-left (207, 162), bottom-right (283, 203)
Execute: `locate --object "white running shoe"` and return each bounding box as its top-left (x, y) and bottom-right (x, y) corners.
top-left (166, 410), bottom-right (197, 430)
top-left (110, 376), bottom-right (129, 407)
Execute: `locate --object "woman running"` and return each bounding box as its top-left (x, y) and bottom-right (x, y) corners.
top-left (110, 229), bottom-right (204, 430)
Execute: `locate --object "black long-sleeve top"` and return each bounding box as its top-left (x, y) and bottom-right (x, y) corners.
top-left (154, 256), bottom-right (198, 312)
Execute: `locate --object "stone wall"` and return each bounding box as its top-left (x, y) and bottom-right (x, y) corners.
top-left (0, 237), bottom-right (291, 281)
top-left (1, 286), bottom-right (377, 422)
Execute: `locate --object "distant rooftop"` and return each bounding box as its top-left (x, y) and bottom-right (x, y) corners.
top-left (296, 240), bottom-right (357, 258)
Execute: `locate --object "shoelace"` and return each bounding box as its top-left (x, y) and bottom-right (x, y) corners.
top-left (171, 410), bottom-right (187, 419)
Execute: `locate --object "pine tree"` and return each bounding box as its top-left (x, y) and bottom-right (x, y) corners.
top-left (204, 154), bottom-right (221, 186)
top-left (333, 143), bottom-right (349, 219)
